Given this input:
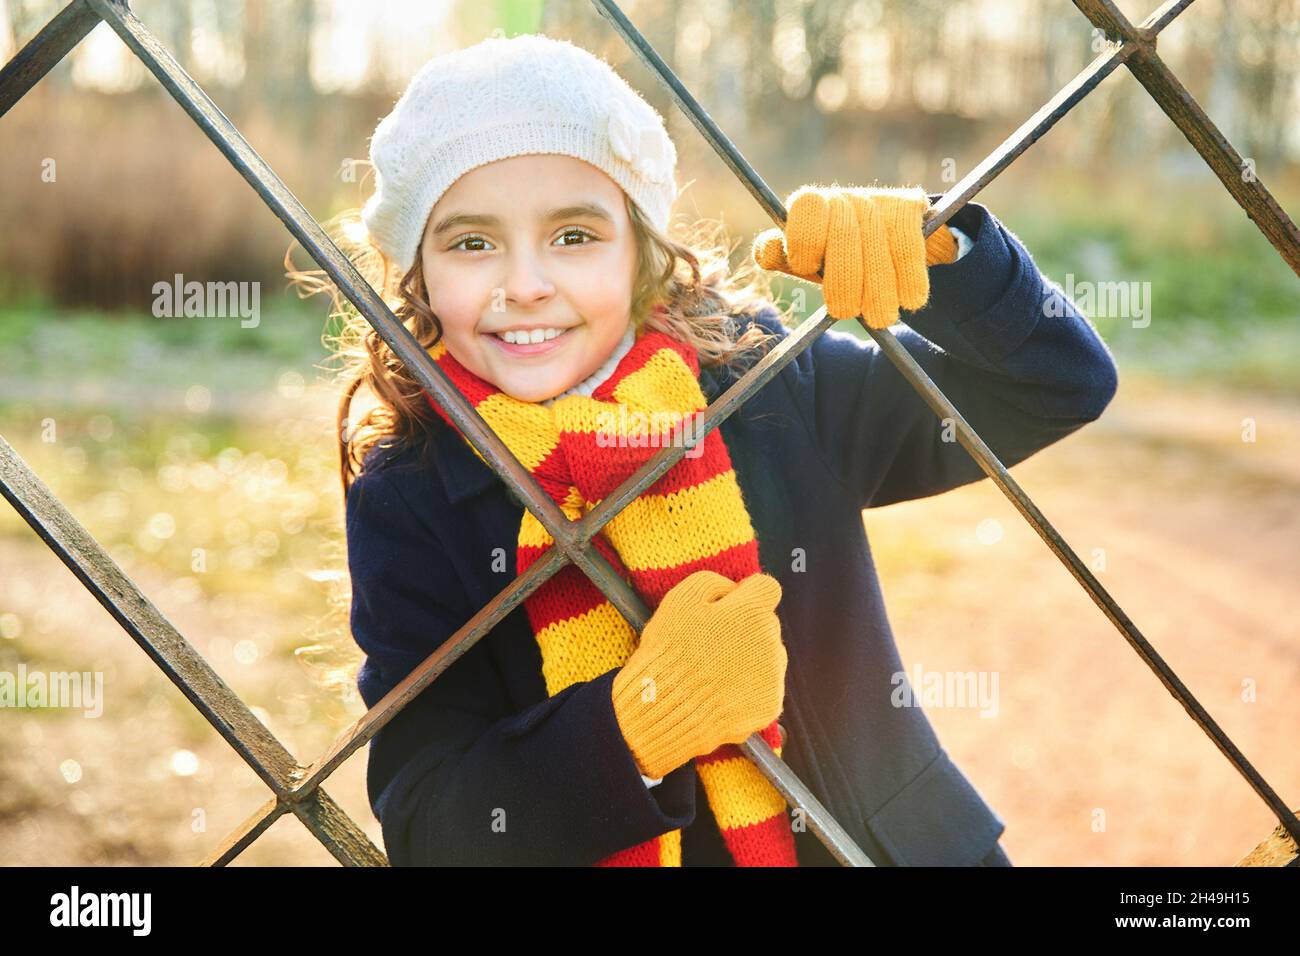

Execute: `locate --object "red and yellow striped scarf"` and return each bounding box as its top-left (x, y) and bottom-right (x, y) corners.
top-left (422, 324), bottom-right (798, 867)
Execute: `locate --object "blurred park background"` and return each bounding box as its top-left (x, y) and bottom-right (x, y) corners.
top-left (0, 0), bottom-right (1297, 866)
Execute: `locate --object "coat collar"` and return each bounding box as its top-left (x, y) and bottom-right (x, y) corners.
top-left (433, 363), bottom-right (725, 505)
top-left (431, 415), bottom-right (497, 505)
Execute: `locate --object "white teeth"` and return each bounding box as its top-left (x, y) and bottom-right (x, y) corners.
top-left (499, 327), bottom-right (566, 344)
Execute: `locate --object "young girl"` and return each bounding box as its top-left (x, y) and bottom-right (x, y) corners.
top-left (324, 33), bottom-right (1118, 867)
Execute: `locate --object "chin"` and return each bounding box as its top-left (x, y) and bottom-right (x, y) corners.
top-left (499, 379), bottom-right (565, 403)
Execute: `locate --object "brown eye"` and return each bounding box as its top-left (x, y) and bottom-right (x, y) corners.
top-left (452, 235), bottom-right (491, 252)
top-left (555, 228), bottom-right (596, 246)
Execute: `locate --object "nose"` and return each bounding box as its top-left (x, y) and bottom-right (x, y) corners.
top-left (500, 251), bottom-right (556, 309)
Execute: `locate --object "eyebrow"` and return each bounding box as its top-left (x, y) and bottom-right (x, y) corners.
top-left (431, 202), bottom-right (615, 237)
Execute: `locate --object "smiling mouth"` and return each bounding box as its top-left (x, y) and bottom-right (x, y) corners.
top-left (485, 326), bottom-right (576, 356)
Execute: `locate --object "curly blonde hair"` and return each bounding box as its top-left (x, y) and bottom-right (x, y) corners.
top-left (286, 188), bottom-right (793, 502)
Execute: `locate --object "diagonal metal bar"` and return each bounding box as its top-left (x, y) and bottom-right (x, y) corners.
top-left (925, 44), bottom-right (1138, 232)
top-left (0, 434), bottom-right (296, 794)
top-left (200, 797), bottom-right (287, 867)
top-left (1138, 0), bottom-right (1198, 36)
top-left (862, 324), bottom-right (1300, 847)
top-left (1073, 0), bottom-right (1300, 276)
top-left (200, 790), bottom-right (388, 867)
top-left (572, 0), bottom-right (1184, 559)
top-left (0, 0), bottom-right (100, 116)
top-left (287, 788), bottom-right (390, 867)
top-left (0, 434), bottom-right (385, 865)
top-left (295, 543), bottom-right (568, 794)
top-left (0, 1), bottom-right (392, 866)
top-left (592, 0), bottom-right (1300, 847)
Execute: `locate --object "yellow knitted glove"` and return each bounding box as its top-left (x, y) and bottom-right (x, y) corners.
top-left (611, 569), bottom-right (788, 781)
top-left (751, 185), bottom-right (960, 329)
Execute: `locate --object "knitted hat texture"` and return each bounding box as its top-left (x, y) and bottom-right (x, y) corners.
top-left (361, 33), bottom-right (680, 273)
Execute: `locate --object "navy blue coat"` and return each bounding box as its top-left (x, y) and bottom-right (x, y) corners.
top-left (344, 197), bottom-right (1120, 866)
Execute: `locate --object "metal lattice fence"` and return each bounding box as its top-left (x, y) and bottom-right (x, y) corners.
top-left (1, 0), bottom-right (1298, 866)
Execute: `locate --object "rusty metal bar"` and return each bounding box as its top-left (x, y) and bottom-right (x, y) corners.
top-left (925, 45), bottom-right (1138, 233)
top-left (1073, 0), bottom-right (1300, 276)
top-left (0, 0), bottom-right (100, 116)
top-left (863, 325), bottom-right (1300, 848)
top-left (0, 433), bottom-right (385, 865)
top-left (1133, 10), bottom-right (1300, 270)
top-left (297, 543), bottom-right (568, 791)
top-left (565, 0), bottom-right (1152, 858)
top-left (200, 798), bottom-right (287, 867)
top-left (591, 0), bottom-right (1300, 848)
top-left (200, 789), bottom-right (387, 867)
top-left (287, 788), bottom-right (390, 867)
top-left (1138, 0), bottom-right (1199, 37)
top-left (0, 434), bottom-right (296, 794)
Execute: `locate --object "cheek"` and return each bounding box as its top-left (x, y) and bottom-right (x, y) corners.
top-left (574, 282), bottom-right (628, 317)
top-left (425, 283), bottom-right (484, 337)
top-left (565, 247), bottom-right (636, 312)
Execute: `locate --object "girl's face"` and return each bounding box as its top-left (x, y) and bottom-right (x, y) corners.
top-left (419, 154), bottom-right (640, 402)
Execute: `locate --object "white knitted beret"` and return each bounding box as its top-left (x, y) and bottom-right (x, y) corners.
top-left (360, 33), bottom-right (680, 274)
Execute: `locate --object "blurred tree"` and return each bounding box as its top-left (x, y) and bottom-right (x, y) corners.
top-left (2, 0), bottom-right (1296, 309)
top-left (239, 0), bottom-right (316, 133)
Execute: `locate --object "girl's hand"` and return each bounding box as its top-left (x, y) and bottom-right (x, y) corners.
top-left (611, 569), bottom-right (788, 781)
top-left (751, 185), bottom-right (960, 329)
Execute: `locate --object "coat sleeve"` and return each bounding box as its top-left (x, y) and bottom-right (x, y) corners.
top-left (345, 465), bottom-right (698, 866)
top-left (770, 196), bottom-right (1119, 510)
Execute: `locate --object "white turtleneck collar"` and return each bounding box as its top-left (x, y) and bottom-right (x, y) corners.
top-left (539, 321), bottom-right (638, 407)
